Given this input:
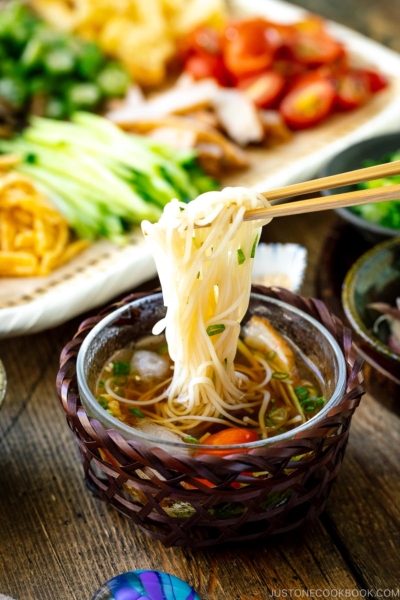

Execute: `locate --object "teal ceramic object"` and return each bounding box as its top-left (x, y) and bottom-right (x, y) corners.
top-left (343, 236), bottom-right (400, 382)
top-left (92, 571), bottom-right (201, 600)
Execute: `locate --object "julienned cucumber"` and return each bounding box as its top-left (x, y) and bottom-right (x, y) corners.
top-left (0, 112), bottom-right (217, 243)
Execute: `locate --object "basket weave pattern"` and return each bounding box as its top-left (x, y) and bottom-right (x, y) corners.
top-left (57, 286), bottom-right (364, 548)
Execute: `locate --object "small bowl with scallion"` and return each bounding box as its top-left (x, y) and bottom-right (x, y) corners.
top-left (320, 132), bottom-right (400, 244)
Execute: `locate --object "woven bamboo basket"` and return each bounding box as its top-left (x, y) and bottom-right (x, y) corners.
top-left (57, 286), bottom-right (364, 548)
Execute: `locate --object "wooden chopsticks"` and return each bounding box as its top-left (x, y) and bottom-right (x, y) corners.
top-left (242, 159), bottom-right (400, 222)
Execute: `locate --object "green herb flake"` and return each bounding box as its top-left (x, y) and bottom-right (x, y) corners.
top-left (113, 361), bottom-right (130, 376)
top-left (106, 409), bottom-right (114, 416)
top-left (196, 271), bottom-right (200, 279)
top-left (184, 436), bottom-right (200, 444)
top-left (98, 380), bottom-right (105, 388)
top-left (129, 407), bottom-right (145, 418)
top-left (206, 324), bottom-right (226, 337)
top-left (251, 234), bottom-right (259, 258)
top-left (237, 248), bottom-right (246, 265)
top-left (265, 350), bottom-right (277, 361)
top-left (272, 371), bottom-right (289, 380)
top-left (97, 396), bottom-right (108, 409)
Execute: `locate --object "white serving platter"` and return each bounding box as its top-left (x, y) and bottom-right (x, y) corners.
top-left (1, 0), bottom-right (400, 337)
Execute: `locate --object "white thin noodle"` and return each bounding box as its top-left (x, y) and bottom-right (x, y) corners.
top-left (139, 187), bottom-right (272, 434)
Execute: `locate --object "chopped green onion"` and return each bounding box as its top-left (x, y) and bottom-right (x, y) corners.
top-left (113, 362), bottom-right (130, 376)
top-left (265, 351), bottom-right (277, 361)
top-left (98, 380), bottom-right (104, 388)
top-left (251, 234), bottom-right (259, 258)
top-left (316, 397), bottom-right (325, 407)
top-left (237, 248), bottom-right (246, 265)
top-left (129, 407), bottom-right (145, 418)
top-left (272, 371), bottom-right (289, 380)
top-left (96, 395), bottom-right (108, 408)
top-left (114, 388), bottom-right (125, 398)
top-left (206, 324), bottom-right (226, 337)
top-left (113, 374), bottom-right (127, 386)
top-left (106, 409), bottom-right (114, 416)
top-left (304, 405), bottom-right (316, 412)
top-left (184, 436), bottom-right (200, 444)
top-left (295, 386), bottom-right (310, 402)
top-left (271, 398), bottom-right (276, 403)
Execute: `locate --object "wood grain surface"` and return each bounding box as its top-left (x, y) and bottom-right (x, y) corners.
top-left (1, 1), bottom-right (400, 599)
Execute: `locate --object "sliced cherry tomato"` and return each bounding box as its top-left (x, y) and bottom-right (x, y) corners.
top-left (196, 427), bottom-right (259, 456)
top-left (238, 71), bottom-right (286, 108)
top-left (280, 76), bottom-right (335, 129)
top-left (360, 69), bottom-right (388, 93)
top-left (273, 59), bottom-right (307, 79)
top-left (223, 19), bottom-right (274, 78)
top-left (179, 25), bottom-right (222, 59)
top-left (289, 32), bottom-right (344, 67)
top-left (184, 54), bottom-right (233, 86)
top-left (335, 69), bottom-right (371, 111)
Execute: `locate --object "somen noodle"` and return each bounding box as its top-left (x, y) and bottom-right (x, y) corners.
top-left (96, 188), bottom-right (325, 443)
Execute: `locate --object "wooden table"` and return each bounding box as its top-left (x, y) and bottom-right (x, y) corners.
top-left (1, 2), bottom-right (400, 598)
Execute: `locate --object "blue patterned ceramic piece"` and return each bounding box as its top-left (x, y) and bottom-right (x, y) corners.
top-left (91, 570), bottom-right (201, 600)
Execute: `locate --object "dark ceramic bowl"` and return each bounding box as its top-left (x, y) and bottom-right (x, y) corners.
top-left (320, 132), bottom-right (400, 245)
top-left (342, 236), bottom-right (400, 385)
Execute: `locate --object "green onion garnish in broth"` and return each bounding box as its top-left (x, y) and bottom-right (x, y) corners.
top-left (113, 361), bottom-right (130, 376)
top-left (184, 436), bottom-right (200, 444)
top-left (129, 407), bottom-right (145, 418)
top-left (97, 396), bottom-right (108, 408)
top-left (295, 386), bottom-right (310, 402)
top-left (272, 371), bottom-right (289, 380)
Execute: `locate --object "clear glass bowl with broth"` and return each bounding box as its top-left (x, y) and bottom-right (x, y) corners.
top-left (77, 292), bottom-right (347, 454)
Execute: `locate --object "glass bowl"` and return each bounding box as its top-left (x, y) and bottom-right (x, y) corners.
top-left (77, 292), bottom-right (347, 454)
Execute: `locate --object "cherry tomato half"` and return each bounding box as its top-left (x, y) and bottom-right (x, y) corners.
top-left (238, 71), bottom-right (286, 108)
top-left (280, 76), bottom-right (335, 129)
top-left (184, 54), bottom-right (233, 86)
top-left (196, 427), bottom-right (260, 457)
top-left (180, 25), bottom-right (222, 59)
top-left (335, 69), bottom-right (371, 111)
top-left (360, 69), bottom-right (388, 93)
top-left (223, 19), bottom-right (274, 78)
top-left (289, 32), bottom-right (344, 67)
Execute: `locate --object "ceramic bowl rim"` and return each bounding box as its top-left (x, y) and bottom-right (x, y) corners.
top-left (342, 236), bottom-right (400, 363)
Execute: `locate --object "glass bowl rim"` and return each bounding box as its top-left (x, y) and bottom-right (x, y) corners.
top-left (76, 292), bottom-right (347, 451)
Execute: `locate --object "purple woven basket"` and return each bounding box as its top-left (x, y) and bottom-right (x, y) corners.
top-left (56, 286), bottom-right (364, 548)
